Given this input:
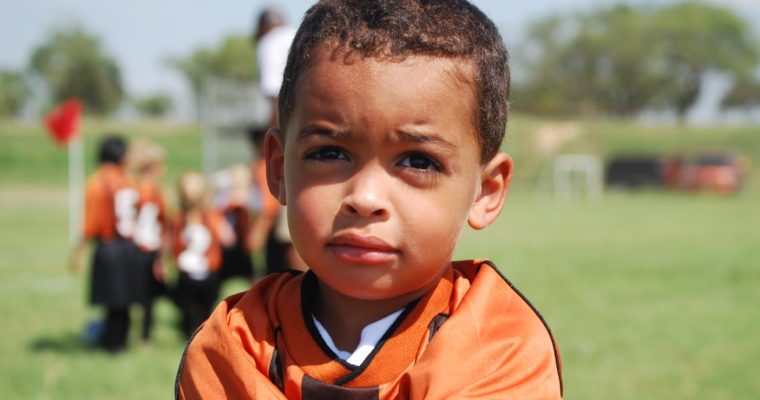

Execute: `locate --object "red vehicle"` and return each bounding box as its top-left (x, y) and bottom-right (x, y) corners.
top-left (662, 151), bottom-right (749, 195)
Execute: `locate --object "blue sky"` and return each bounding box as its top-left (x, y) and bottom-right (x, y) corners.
top-left (1, 0), bottom-right (758, 105)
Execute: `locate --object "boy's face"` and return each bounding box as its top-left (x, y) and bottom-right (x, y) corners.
top-left (267, 52), bottom-right (510, 301)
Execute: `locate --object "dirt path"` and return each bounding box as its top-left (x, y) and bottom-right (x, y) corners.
top-left (0, 185), bottom-right (68, 207)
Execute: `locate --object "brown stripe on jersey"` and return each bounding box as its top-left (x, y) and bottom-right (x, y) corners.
top-left (301, 374), bottom-right (379, 400)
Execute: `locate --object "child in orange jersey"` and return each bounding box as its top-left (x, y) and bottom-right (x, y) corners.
top-left (173, 172), bottom-right (235, 338)
top-left (129, 140), bottom-right (169, 344)
top-left (214, 164), bottom-right (255, 282)
top-left (177, 1), bottom-right (563, 399)
top-left (72, 135), bottom-right (139, 352)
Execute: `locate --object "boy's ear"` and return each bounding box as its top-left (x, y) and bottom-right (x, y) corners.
top-left (468, 152), bottom-right (513, 230)
top-left (264, 127), bottom-right (287, 205)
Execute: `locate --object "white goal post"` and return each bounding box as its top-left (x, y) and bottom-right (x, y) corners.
top-left (553, 154), bottom-right (603, 201)
top-left (200, 77), bottom-right (271, 176)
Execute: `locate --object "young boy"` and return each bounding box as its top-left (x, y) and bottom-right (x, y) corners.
top-left (176, 0), bottom-right (562, 398)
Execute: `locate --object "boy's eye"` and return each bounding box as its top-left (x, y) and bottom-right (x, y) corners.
top-left (399, 152), bottom-right (443, 172)
top-left (304, 146), bottom-right (349, 161)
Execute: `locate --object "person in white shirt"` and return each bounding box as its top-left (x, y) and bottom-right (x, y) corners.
top-left (250, 7), bottom-right (308, 273)
top-left (253, 7), bottom-right (297, 128)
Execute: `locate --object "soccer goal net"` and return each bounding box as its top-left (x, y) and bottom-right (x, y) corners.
top-left (200, 77), bottom-right (271, 176)
top-left (553, 154), bottom-right (603, 201)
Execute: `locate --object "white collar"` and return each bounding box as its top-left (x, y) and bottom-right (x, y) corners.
top-left (312, 309), bottom-right (404, 366)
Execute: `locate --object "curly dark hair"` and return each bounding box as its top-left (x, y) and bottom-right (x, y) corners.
top-left (278, 0), bottom-right (509, 162)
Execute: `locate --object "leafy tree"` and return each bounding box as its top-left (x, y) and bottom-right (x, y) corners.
top-left (514, 3), bottom-right (760, 119)
top-left (649, 3), bottom-right (760, 118)
top-left (29, 24), bottom-right (124, 115)
top-left (722, 78), bottom-right (760, 109)
top-left (512, 15), bottom-right (579, 116)
top-left (170, 35), bottom-right (256, 115)
top-left (135, 92), bottom-right (174, 118)
top-left (0, 69), bottom-right (31, 118)
top-left (516, 5), bottom-right (664, 116)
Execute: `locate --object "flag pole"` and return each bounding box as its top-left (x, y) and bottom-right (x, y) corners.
top-left (68, 135), bottom-right (84, 245)
top-left (44, 97), bottom-right (83, 246)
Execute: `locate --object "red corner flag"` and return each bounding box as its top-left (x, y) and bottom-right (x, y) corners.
top-left (45, 98), bottom-right (82, 145)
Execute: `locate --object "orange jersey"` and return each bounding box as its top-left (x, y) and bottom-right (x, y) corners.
top-left (176, 260), bottom-right (562, 399)
top-left (133, 179), bottom-right (167, 252)
top-left (173, 211), bottom-right (225, 276)
top-left (83, 164), bottom-right (137, 241)
top-left (251, 158), bottom-right (281, 217)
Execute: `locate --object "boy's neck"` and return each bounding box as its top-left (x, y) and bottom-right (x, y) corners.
top-left (311, 276), bottom-right (439, 353)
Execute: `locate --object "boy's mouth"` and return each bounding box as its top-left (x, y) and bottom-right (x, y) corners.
top-left (327, 233), bottom-right (398, 265)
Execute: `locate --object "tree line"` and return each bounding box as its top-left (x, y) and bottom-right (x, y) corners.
top-left (0, 23), bottom-right (256, 119)
top-left (513, 2), bottom-right (760, 119)
top-left (1, 2), bottom-right (759, 120)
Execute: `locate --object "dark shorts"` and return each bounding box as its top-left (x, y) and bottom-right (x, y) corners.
top-left (89, 238), bottom-right (139, 308)
top-left (219, 246), bottom-right (254, 280)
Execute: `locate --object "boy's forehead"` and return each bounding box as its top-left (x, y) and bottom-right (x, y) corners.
top-left (286, 49), bottom-right (481, 152)
top-left (311, 45), bottom-right (476, 84)
top-left (291, 47), bottom-right (478, 120)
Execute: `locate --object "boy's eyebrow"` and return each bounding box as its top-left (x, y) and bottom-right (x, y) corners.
top-left (295, 125), bottom-right (348, 141)
top-left (395, 130), bottom-right (458, 151)
top-left (295, 126), bottom-right (458, 152)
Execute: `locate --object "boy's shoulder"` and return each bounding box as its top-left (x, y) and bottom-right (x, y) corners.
top-left (447, 260), bottom-right (562, 360)
top-left (381, 260), bottom-right (563, 399)
top-left (176, 272), bottom-right (302, 399)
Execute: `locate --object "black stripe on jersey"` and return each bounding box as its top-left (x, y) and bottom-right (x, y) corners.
top-left (300, 272), bottom-right (353, 369)
top-left (269, 326), bottom-right (285, 392)
top-left (175, 324), bottom-right (205, 400)
top-left (427, 313), bottom-right (450, 342)
top-left (333, 297), bottom-right (419, 386)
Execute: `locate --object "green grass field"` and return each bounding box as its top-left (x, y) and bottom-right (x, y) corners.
top-left (1, 118), bottom-right (758, 399)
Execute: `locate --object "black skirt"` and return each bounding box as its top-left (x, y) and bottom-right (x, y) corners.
top-left (89, 238), bottom-right (140, 307)
top-left (133, 250), bottom-right (166, 303)
top-left (219, 245), bottom-right (254, 280)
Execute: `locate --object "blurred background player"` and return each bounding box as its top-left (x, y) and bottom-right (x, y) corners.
top-left (71, 135), bottom-right (139, 352)
top-left (129, 139), bottom-right (169, 345)
top-left (173, 172), bottom-right (235, 338)
top-left (253, 6), bottom-right (296, 129)
top-left (251, 7), bottom-right (306, 274)
top-left (214, 164), bottom-right (255, 282)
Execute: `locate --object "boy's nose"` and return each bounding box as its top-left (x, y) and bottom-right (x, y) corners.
top-left (341, 167), bottom-right (389, 218)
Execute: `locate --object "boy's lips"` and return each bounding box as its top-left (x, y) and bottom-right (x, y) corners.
top-left (327, 233), bottom-right (398, 265)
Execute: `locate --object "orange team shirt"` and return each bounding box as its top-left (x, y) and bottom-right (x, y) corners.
top-left (176, 260), bottom-right (563, 399)
top-left (252, 158), bottom-right (281, 217)
top-left (173, 211), bottom-right (225, 274)
top-left (133, 179), bottom-right (168, 252)
top-left (83, 164), bottom-right (137, 242)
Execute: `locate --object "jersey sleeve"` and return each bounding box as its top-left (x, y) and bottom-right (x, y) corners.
top-left (83, 176), bottom-right (108, 239)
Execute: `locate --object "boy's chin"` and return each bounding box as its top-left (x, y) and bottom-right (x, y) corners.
top-left (317, 273), bottom-right (440, 303)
